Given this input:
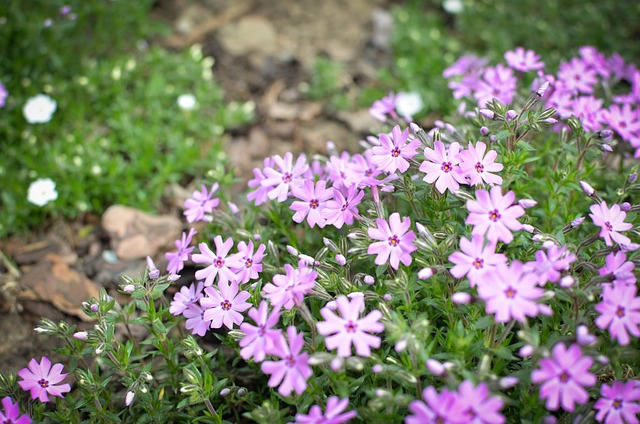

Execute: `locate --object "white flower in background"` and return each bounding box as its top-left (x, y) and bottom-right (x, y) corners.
top-left (177, 94), bottom-right (197, 111)
top-left (396, 91), bottom-right (423, 119)
top-left (23, 94), bottom-right (57, 124)
top-left (443, 0), bottom-right (464, 14)
top-left (27, 178), bottom-right (58, 206)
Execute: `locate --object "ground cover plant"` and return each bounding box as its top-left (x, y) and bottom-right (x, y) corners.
top-left (1, 40), bottom-right (639, 423)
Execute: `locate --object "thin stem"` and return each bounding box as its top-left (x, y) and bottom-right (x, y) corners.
top-left (493, 321), bottom-right (516, 347)
top-left (204, 398), bottom-right (221, 423)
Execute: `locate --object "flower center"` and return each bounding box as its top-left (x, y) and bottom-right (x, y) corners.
top-left (613, 398), bottom-right (623, 409)
top-left (221, 300), bottom-right (232, 311)
top-left (620, 121), bottom-right (627, 129)
top-left (504, 286), bottom-right (516, 299)
top-left (391, 148), bottom-right (400, 157)
top-left (616, 306), bottom-right (625, 318)
top-left (559, 372), bottom-right (570, 383)
top-left (488, 209), bottom-right (501, 222)
top-left (285, 355), bottom-right (295, 367)
top-left (436, 417), bottom-right (445, 424)
top-left (345, 320), bottom-right (358, 333)
top-left (38, 378), bottom-right (49, 388)
top-left (388, 235), bottom-right (400, 247)
top-left (214, 257), bottom-right (225, 268)
top-left (282, 172), bottom-right (292, 183)
top-left (475, 162), bottom-right (484, 173)
top-left (341, 202), bottom-right (348, 211)
top-left (245, 258), bottom-right (253, 268)
top-left (310, 199), bottom-right (319, 209)
top-left (604, 221), bottom-right (613, 231)
top-left (258, 325), bottom-right (266, 336)
top-left (441, 162), bottom-right (452, 173)
top-left (473, 258), bottom-right (484, 269)
top-left (365, 169), bottom-right (373, 177)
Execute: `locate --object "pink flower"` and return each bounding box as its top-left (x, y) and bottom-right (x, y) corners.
top-left (478, 261), bottom-right (545, 323)
top-left (183, 304), bottom-right (210, 336)
top-left (293, 396), bottom-right (357, 424)
top-left (261, 326), bottom-right (313, 396)
top-left (0, 396), bottom-right (31, 424)
top-left (599, 251), bottom-right (636, 286)
top-left (557, 58), bottom-right (598, 94)
top-left (458, 141), bottom-right (503, 186)
top-left (595, 283), bottom-right (640, 346)
top-left (531, 343), bottom-right (596, 412)
top-left (465, 186), bottom-right (525, 244)
top-left (589, 202), bottom-right (633, 247)
top-left (290, 179), bottom-right (333, 228)
top-left (17, 357), bottom-right (71, 402)
top-left (263, 260), bottom-right (317, 310)
top-left (200, 280), bottom-right (251, 330)
top-left (406, 386), bottom-right (460, 424)
top-left (325, 151), bottom-right (351, 189)
top-left (419, 141), bottom-right (466, 194)
top-left (571, 96), bottom-right (604, 132)
top-left (247, 157), bottom-right (274, 206)
top-left (316, 295), bottom-right (384, 357)
top-left (474, 64), bottom-right (517, 108)
top-left (449, 381), bottom-right (505, 424)
top-left (594, 380), bottom-right (640, 423)
top-left (525, 244), bottom-right (576, 285)
top-left (170, 282), bottom-right (204, 315)
top-left (504, 47), bottom-right (545, 72)
top-left (239, 301), bottom-right (282, 363)
top-left (367, 212), bottom-right (417, 269)
top-left (232, 240), bottom-right (266, 284)
top-left (165, 228), bottom-right (197, 275)
top-left (369, 92), bottom-right (399, 122)
top-left (321, 185), bottom-right (364, 229)
top-left (261, 152), bottom-right (309, 202)
top-left (183, 184), bottom-right (220, 223)
top-left (192, 237), bottom-right (244, 286)
top-left (448, 235), bottom-right (507, 287)
top-left (371, 125), bottom-right (421, 174)
top-left (599, 104), bottom-right (640, 142)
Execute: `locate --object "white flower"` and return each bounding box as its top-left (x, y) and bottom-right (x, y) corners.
top-left (177, 94), bottom-right (197, 111)
top-left (443, 0), bottom-right (464, 14)
top-left (396, 92), bottom-right (423, 118)
top-left (27, 178), bottom-right (58, 206)
top-left (23, 94), bottom-right (57, 124)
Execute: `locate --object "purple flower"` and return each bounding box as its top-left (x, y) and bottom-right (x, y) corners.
top-left (183, 184), bottom-right (220, 223)
top-left (443, 54), bottom-right (488, 78)
top-left (321, 185), bottom-right (364, 229)
top-left (183, 304), bottom-right (210, 336)
top-left (557, 58), bottom-right (598, 94)
top-left (325, 151), bottom-right (351, 189)
top-left (594, 380), bottom-right (640, 423)
top-left (367, 213), bottom-right (417, 269)
top-left (420, 141), bottom-right (467, 194)
top-left (589, 202), bottom-right (633, 247)
top-left (261, 152), bottom-right (309, 202)
top-left (290, 179), bottom-right (333, 228)
top-left (478, 261), bottom-right (545, 323)
top-left (474, 64), bottom-right (517, 108)
top-left (200, 280), bottom-right (251, 330)
top-left (531, 343), bottom-right (596, 412)
top-left (263, 260), bottom-right (317, 310)
top-left (458, 141), bottom-right (503, 186)
top-left (316, 295), bottom-right (384, 357)
top-left (406, 386), bottom-right (460, 424)
top-left (345, 150), bottom-right (397, 189)
top-left (170, 282), bottom-right (204, 315)
top-left (504, 47), bottom-right (545, 72)
top-left (449, 381), bottom-right (505, 424)
top-left (293, 396), bottom-right (357, 424)
top-left (579, 46), bottom-right (611, 79)
top-left (247, 157), bottom-right (274, 206)
top-left (232, 240), bottom-right (266, 284)
top-left (371, 125), bottom-right (421, 174)
top-left (239, 301), bottom-right (282, 363)
top-left (571, 96), bottom-right (604, 132)
top-left (192, 237), bottom-right (244, 286)
top-left (448, 235), bottom-right (507, 287)
top-left (525, 244), bottom-right (576, 285)
top-left (599, 104), bottom-right (640, 142)
top-left (369, 92), bottom-right (399, 122)
top-left (0, 82), bottom-right (7, 108)
top-left (466, 186), bottom-right (525, 244)
top-left (599, 251), bottom-right (636, 286)
top-left (261, 326), bottom-right (313, 396)
top-left (0, 397), bottom-right (31, 424)
top-left (17, 357), bottom-right (71, 402)
top-left (165, 228), bottom-right (197, 275)
top-left (595, 283), bottom-right (640, 346)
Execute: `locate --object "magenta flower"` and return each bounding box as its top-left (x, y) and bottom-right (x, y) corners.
top-left (525, 244), bottom-right (576, 285)
top-left (419, 141), bottom-right (466, 194)
top-left (261, 152), bottom-right (309, 202)
top-left (466, 186), bottom-right (525, 244)
top-left (599, 104), bottom-right (640, 142)
top-left (316, 295), bottom-right (384, 357)
top-left (369, 92), bottom-right (399, 122)
top-left (557, 58), bottom-right (598, 94)
top-left (571, 96), bottom-right (604, 132)
top-left (595, 283), bottom-right (640, 346)
top-left (589, 202), bottom-right (633, 247)
top-left (345, 150), bottom-right (397, 189)
top-left (17, 357), bottom-right (71, 402)
top-left (504, 47), bottom-right (545, 72)
top-left (367, 212), bottom-right (417, 269)
top-left (183, 183), bottom-right (220, 223)
top-left (261, 326), bottom-right (313, 396)
top-left (239, 301), bottom-right (282, 363)
top-left (325, 151), bottom-right (352, 190)
top-left (183, 304), bottom-right (210, 336)
top-left (406, 386), bottom-right (460, 424)
top-left (531, 343), bottom-right (596, 412)
top-left (170, 281), bottom-right (204, 316)
top-left (449, 381), bottom-right (505, 424)
top-left (371, 125), bottom-right (421, 174)
top-left (443, 54), bottom-right (488, 78)
top-left (165, 228), bottom-right (197, 275)
top-left (263, 260), bottom-right (317, 310)
top-left (448, 235), bottom-right (507, 287)
top-left (478, 261), bottom-right (545, 323)
top-left (0, 83), bottom-right (7, 108)
top-left (200, 280), bottom-right (251, 330)
top-left (290, 179), bottom-right (333, 228)
top-left (232, 240), bottom-right (266, 284)
top-left (0, 397), bottom-right (31, 424)
top-left (474, 64), bottom-right (517, 108)
top-left (293, 396), bottom-right (357, 424)
top-left (594, 380), bottom-right (640, 423)
top-left (599, 251), bottom-right (636, 286)
top-left (247, 157), bottom-right (274, 206)
top-left (321, 185), bottom-right (364, 229)
top-left (192, 237), bottom-right (244, 286)
top-left (458, 141), bottom-right (503, 186)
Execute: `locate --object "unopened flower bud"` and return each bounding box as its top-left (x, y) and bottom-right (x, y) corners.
top-left (326, 140), bottom-right (336, 152)
top-left (253, 233), bottom-right (262, 241)
top-left (489, 135), bottom-right (498, 143)
top-left (395, 338), bottom-right (408, 352)
top-left (543, 416), bottom-right (558, 424)
top-left (518, 199), bottom-right (537, 209)
top-left (560, 275), bottom-right (575, 288)
top-left (532, 234), bottom-right (544, 242)
top-left (479, 109), bottom-right (495, 119)
top-left (363, 275), bottom-right (375, 285)
top-left (140, 386), bottom-right (147, 394)
top-left (90, 304), bottom-right (99, 312)
top-left (571, 216), bottom-right (585, 228)
top-left (123, 284), bottom-right (135, 293)
top-left (286, 245), bottom-right (299, 256)
top-left (480, 126), bottom-right (490, 135)
top-left (383, 294), bottom-right (392, 302)
top-left (541, 117), bottom-right (558, 124)
top-left (522, 224), bottom-right (535, 233)
top-left (228, 202), bottom-right (239, 214)
top-left (410, 123), bottom-right (423, 134)
top-left (628, 173), bottom-right (637, 184)
top-left (451, 292), bottom-right (472, 304)
top-left (596, 355), bottom-right (609, 364)
top-left (220, 388), bottom-right (231, 397)
top-left (600, 144), bottom-right (613, 153)
top-left (372, 364), bottom-right (383, 374)
top-left (125, 391), bottom-right (135, 406)
top-left (237, 388), bottom-right (246, 396)
top-left (519, 344), bottom-right (534, 357)
top-left (146, 256), bottom-right (160, 279)
top-left (505, 110), bottom-right (517, 120)
top-left (335, 254), bottom-right (346, 266)
top-left (580, 181), bottom-right (595, 196)
top-left (536, 80), bottom-right (550, 97)
top-left (621, 242), bottom-right (640, 252)
top-left (576, 325), bottom-right (596, 346)
top-left (599, 129), bottom-right (613, 140)
top-left (330, 357), bottom-right (344, 371)
top-left (418, 267), bottom-right (434, 280)
top-left (542, 240), bottom-right (556, 249)
top-left (621, 202), bottom-right (631, 212)
top-left (499, 376), bottom-right (519, 389)
top-left (73, 331), bottom-right (88, 340)
top-left (375, 389), bottom-right (390, 398)
top-left (426, 359), bottom-right (445, 376)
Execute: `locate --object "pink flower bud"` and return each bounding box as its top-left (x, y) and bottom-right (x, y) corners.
top-left (123, 284), bottom-right (135, 293)
top-left (559, 275), bottom-right (575, 288)
top-left (335, 254), bottom-right (347, 266)
top-left (628, 173), bottom-right (638, 184)
top-left (522, 224), bottom-right (535, 233)
top-left (426, 359), bottom-right (445, 376)
top-left (571, 216), bottom-right (585, 227)
top-left (73, 331), bottom-right (88, 340)
top-left (363, 275), bottom-right (375, 285)
top-left (600, 144), bottom-right (613, 153)
top-left (220, 388), bottom-right (231, 397)
top-left (505, 110), bottom-right (518, 120)
top-left (621, 202), bottom-right (631, 212)
top-left (125, 391), bottom-right (135, 406)
top-left (542, 240), bottom-right (556, 249)
top-left (480, 126), bottom-right (490, 135)
top-left (228, 202), bottom-right (239, 214)
top-left (576, 325), bottom-right (596, 346)
top-left (146, 256), bottom-right (160, 280)
top-left (331, 357), bottom-right (344, 371)
top-left (451, 292), bottom-right (472, 304)
top-left (372, 364), bottom-right (383, 374)
top-left (418, 267), bottom-right (434, 280)
top-left (395, 338), bottom-right (408, 352)
top-left (286, 245), bottom-right (299, 256)
top-left (410, 123), bottom-right (423, 134)
top-left (536, 80), bottom-right (550, 97)
top-left (519, 344), bottom-right (534, 357)
top-left (479, 109), bottom-right (495, 119)
top-left (383, 294), bottom-right (392, 302)
top-left (541, 117), bottom-right (558, 124)
top-left (579, 181), bottom-right (595, 196)
top-left (518, 199), bottom-right (537, 209)
top-left (499, 376), bottom-right (519, 389)
top-left (90, 304), bottom-right (99, 312)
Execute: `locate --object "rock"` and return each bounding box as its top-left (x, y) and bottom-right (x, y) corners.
top-left (337, 109), bottom-right (378, 134)
top-left (102, 205), bottom-right (182, 261)
top-left (217, 16), bottom-right (278, 63)
top-left (248, 127), bottom-right (271, 159)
